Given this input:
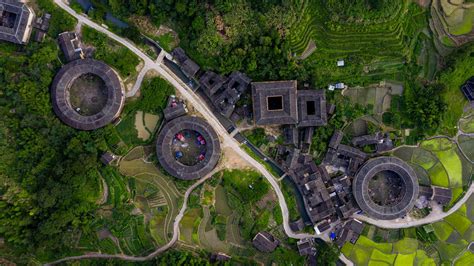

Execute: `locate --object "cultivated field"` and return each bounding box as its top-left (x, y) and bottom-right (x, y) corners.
top-left (344, 195), bottom-right (474, 265)
top-left (393, 137), bottom-right (472, 206)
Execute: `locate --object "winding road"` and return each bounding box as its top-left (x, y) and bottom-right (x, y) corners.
top-left (46, 1), bottom-right (472, 265)
top-left (354, 184), bottom-right (474, 229)
top-left (47, 0), bottom-right (332, 264)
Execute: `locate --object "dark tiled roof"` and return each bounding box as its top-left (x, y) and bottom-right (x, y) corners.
top-left (58, 31), bottom-right (84, 62)
top-left (316, 221), bottom-right (331, 233)
top-left (163, 98), bottom-right (187, 121)
top-left (252, 232), bottom-right (279, 253)
top-left (100, 152), bottom-right (116, 165)
top-left (353, 157), bottom-right (419, 220)
top-left (252, 80), bottom-right (298, 125)
top-left (199, 71), bottom-right (226, 96)
top-left (329, 130), bottom-right (343, 149)
top-left (283, 125), bottom-right (298, 146)
top-left (290, 163), bottom-right (336, 224)
top-left (156, 116), bottom-right (221, 180)
top-left (223, 71), bottom-right (251, 94)
top-left (0, 0), bottom-right (35, 44)
top-left (348, 219), bottom-right (364, 235)
top-left (352, 132), bottom-right (383, 147)
top-left (199, 71), bottom-right (250, 118)
top-left (432, 186), bottom-right (452, 205)
top-left (418, 186), bottom-right (433, 199)
top-left (171, 47), bottom-right (200, 78)
top-left (297, 238), bottom-right (316, 256)
top-left (297, 89), bottom-right (327, 127)
top-left (290, 219), bottom-right (305, 232)
top-left (51, 59), bottom-right (125, 130)
top-left (337, 144), bottom-right (367, 161)
top-left (461, 77), bottom-right (474, 101)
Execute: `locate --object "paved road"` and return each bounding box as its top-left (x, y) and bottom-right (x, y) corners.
top-left (49, 0), bottom-right (335, 263)
top-left (53, 0), bottom-right (313, 239)
top-left (126, 62), bottom-right (151, 97)
top-left (354, 180), bottom-right (474, 229)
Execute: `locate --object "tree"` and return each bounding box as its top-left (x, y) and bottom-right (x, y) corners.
top-left (316, 242), bottom-right (340, 266)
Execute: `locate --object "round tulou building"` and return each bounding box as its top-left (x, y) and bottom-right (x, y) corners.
top-left (156, 116), bottom-right (221, 180)
top-left (51, 59), bottom-right (125, 130)
top-left (353, 156), bottom-right (419, 220)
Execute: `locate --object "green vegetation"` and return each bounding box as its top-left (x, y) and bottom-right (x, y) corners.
top-left (243, 128), bottom-right (269, 148)
top-left (221, 169), bottom-right (269, 205)
top-left (281, 179), bottom-right (301, 222)
top-left (394, 137), bottom-right (471, 207)
top-left (82, 26), bottom-right (140, 78)
top-left (349, 195), bottom-right (474, 265)
top-left (156, 32), bottom-right (176, 52)
top-left (37, 0), bottom-right (77, 36)
top-left (0, 40), bottom-right (109, 262)
top-left (219, 169), bottom-right (273, 240)
top-left (116, 77), bottom-right (175, 146)
top-left (438, 45), bottom-right (474, 135)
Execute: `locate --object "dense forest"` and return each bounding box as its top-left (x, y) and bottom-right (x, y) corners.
top-left (0, 40), bottom-right (108, 259)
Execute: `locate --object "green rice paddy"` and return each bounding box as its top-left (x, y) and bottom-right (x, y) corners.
top-left (349, 195), bottom-right (474, 265)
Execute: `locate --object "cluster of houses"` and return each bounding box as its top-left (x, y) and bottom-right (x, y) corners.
top-left (0, 0), bottom-right (50, 45)
top-left (171, 48), bottom-right (253, 122)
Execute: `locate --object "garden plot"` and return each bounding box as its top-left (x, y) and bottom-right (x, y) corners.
top-left (144, 113), bottom-right (159, 133)
top-left (343, 237), bottom-right (435, 266)
top-left (118, 148), bottom-right (182, 246)
top-left (459, 114), bottom-right (474, 133)
top-left (459, 135), bottom-right (474, 161)
top-left (179, 208), bottom-right (202, 244)
top-left (135, 111), bottom-right (149, 140)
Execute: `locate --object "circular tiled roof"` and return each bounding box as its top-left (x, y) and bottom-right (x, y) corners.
top-left (156, 116), bottom-right (221, 180)
top-left (51, 59), bottom-right (125, 130)
top-left (353, 156), bottom-right (419, 220)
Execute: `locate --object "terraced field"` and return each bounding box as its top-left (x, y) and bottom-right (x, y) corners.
top-left (118, 146), bottom-right (182, 246)
top-left (288, 0), bottom-right (436, 86)
top-left (344, 195), bottom-right (474, 265)
top-left (393, 137), bottom-right (472, 206)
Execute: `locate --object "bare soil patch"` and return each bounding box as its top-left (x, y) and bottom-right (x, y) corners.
top-left (134, 111), bottom-right (150, 140)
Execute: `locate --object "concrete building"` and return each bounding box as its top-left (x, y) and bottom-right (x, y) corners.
top-left (0, 0), bottom-right (35, 44)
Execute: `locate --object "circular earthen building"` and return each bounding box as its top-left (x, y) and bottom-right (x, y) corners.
top-left (51, 59), bottom-right (125, 130)
top-left (156, 116), bottom-right (221, 180)
top-left (353, 156), bottom-right (419, 220)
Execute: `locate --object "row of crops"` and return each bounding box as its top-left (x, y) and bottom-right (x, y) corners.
top-left (288, 0), bottom-right (436, 86)
top-left (393, 137), bottom-right (472, 206)
top-left (343, 194), bottom-right (474, 265)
